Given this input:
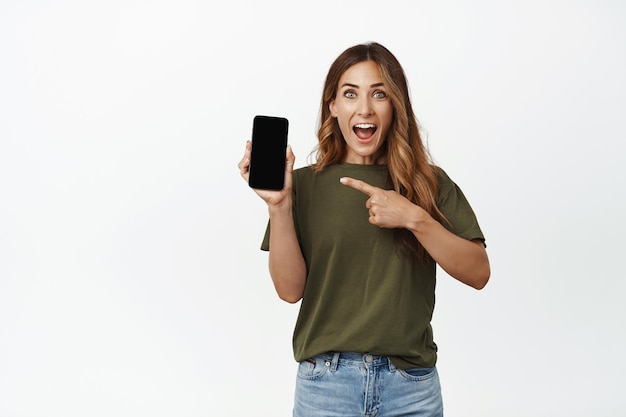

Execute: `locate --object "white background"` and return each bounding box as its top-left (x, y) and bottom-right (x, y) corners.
top-left (1, 0), bottom-right (625, 416)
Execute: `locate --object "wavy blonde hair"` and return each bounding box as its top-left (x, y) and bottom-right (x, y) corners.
top-left (311, 42), bottom-right (446, 262)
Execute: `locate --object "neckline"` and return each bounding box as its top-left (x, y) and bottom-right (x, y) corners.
top-left (337, 162), bottom-right (387, 170)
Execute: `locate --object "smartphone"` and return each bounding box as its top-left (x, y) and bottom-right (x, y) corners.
top-left (248, 115), bottom-right (289, 190)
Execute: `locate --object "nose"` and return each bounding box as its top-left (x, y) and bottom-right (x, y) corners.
top-left (357, 96), bottom-right (374, 116)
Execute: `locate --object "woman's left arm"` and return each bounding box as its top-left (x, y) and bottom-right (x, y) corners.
top-left (407, 214), bottom-right (490, 289)
top-left (340, 176), bottom-right (490, 289)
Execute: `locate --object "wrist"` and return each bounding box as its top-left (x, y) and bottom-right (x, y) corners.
top-left (268, 200), bottom-right (292, 216)
top-left (406, 205), bottom-right (433, 235)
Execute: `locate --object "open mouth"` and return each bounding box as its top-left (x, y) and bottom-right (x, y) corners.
top-left (353, 123), bottom-right (377, 140)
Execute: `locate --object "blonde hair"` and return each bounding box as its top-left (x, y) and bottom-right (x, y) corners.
top-left (312, 42), bottom-right (446, 262)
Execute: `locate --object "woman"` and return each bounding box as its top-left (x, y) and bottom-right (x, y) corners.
top-left (238, 42), bottom-right (490, 417)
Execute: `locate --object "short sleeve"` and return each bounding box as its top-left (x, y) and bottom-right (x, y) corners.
top-left (260, 222), bottom-right (270, 251)
top-left (436, 170), bottom-right (486, 247)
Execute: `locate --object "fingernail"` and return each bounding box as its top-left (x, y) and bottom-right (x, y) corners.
top-left (339, 177), bottom-right (346, 184)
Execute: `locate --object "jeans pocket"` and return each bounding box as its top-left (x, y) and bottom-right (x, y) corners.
top-left (297, 357), bottom-right (330, 380)
top-left (398, 367), bottom-right (437, 381)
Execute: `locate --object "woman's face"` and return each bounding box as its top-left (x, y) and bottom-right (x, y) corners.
top-left (329, 60), bottom-right (393, 165)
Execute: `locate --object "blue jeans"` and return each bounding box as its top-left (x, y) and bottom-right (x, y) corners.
top-left (293, 352), bottom-right (443, 417)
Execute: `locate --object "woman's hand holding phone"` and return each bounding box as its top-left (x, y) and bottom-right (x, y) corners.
top-left (238, 140), bottom-right (295, 210)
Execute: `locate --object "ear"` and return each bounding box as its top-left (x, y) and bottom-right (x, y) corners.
top-left (329, 100), bottom-right (337, 118)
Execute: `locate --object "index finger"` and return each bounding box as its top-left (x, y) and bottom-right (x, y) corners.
top-left (339, 176), bottom-right (378, 196)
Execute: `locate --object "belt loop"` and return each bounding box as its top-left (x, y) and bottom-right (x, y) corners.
top-left (388, 357), bottom-right (397, 372)
top-left (330, 352), bottom-right (340, 372)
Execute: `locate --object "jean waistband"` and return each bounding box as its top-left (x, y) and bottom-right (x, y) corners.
top-left (315, 352), bottom-right (396, 371)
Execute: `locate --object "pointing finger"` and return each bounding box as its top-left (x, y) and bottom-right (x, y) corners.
top-left (339, 177), bottom-right (378, 197)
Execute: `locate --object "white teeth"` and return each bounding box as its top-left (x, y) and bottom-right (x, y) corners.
top-left (355, 123), bottom-right (376, 129)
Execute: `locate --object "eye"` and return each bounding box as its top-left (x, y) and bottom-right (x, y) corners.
top-left (373, 90), bottom-right (387, 99)
top-left (343, 90), bottom-right (357, 99)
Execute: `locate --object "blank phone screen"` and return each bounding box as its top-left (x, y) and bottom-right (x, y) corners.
top-left (248, 115), bottom-right (289, 190)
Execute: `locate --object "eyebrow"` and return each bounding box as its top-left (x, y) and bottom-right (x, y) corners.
top-left (340, 82), bottom-right (385, 89)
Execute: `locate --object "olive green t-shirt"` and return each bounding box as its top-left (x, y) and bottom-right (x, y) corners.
top-left (261, 163), bottom-right (485, 370)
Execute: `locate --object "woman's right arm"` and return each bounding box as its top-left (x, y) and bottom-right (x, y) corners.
top-left (267, 203), bottom-right (307, 303)
top-left (238, 142), bottom-right (307, 303)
